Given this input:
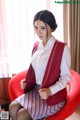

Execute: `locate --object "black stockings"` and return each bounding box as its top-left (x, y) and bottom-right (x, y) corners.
top-left (9, 100), bottom-right (32, 120)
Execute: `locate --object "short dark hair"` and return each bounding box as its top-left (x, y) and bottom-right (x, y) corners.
top-left (33, 10), bottom-right (57, 31)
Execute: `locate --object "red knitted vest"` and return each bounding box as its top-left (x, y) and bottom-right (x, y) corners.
top-left (24, 40), bottom-right (67, 106)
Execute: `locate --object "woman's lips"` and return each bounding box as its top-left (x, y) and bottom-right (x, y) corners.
top-left (39, 36), bottom-right (43, 39)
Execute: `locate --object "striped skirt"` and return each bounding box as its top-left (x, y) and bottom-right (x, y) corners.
top-left (15, 85), bottom-right (65, 120)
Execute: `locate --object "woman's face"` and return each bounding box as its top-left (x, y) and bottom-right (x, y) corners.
top-left (34, 20), bottom-right (52, 45)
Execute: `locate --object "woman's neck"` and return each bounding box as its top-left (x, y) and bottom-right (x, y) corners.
top-left (42, 35), bottom-right (52, 46)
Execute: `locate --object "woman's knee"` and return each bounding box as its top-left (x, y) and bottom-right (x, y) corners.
top-left (9, 100), bottom-right (21, 114)
top-left (17, 108), bottom-right (32, 120)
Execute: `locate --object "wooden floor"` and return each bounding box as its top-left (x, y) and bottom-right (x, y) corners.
top-left (66, 105), bottom-right (80, 120)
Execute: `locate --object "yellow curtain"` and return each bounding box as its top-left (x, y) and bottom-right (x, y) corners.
top-left (63, 0), bottom-right (80, 73)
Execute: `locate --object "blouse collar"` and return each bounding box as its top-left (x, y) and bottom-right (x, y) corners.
top-left (38, 36), bottom-right (56, 49)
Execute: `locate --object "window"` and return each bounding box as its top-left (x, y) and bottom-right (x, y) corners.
top-left (0, 0), bottom-right (63, 77)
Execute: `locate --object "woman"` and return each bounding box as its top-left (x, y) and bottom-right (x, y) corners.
top-left (9, 10), bottom-right (71, 120)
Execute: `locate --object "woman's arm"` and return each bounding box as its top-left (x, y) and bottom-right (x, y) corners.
top-left (49, 45), bottom-right (71, 95)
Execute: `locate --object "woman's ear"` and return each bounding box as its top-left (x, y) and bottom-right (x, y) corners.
top-left (51, 29), bottom-right (54, 32)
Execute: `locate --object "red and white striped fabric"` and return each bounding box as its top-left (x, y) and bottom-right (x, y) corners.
top-left (16, 85), bottom-right (65, 120)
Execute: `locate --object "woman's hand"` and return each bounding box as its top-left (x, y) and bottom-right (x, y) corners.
top-left (38, 88), bottom-right (52, 99)
top-left (20, 79), bottom-right (26, 89)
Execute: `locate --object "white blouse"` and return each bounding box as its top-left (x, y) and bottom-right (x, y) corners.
top-left (31, 36), bottom-right (71, 95)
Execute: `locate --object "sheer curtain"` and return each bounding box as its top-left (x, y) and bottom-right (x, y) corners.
top-left (0, 0), bottom-right (8, 77)
top-left (50, 1), bottom-right (63, 42)
top-left (0, 0), bottom-right (48, 77)
top-left (0, 0), bottom-right (63, 77)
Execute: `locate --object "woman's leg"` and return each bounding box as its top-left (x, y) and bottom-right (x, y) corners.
top-left (9, 100), bottom-right (21, 120)
top-left (17, 108), bottom-right (32, 120)
top-left (9, 100), bottom-right (32, 120)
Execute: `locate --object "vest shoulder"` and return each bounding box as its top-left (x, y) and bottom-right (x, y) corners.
top-left (56, 40), bottom-right (67, 46)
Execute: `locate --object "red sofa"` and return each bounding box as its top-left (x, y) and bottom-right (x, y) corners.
top-left (8, 69), bottom-right (80, 120)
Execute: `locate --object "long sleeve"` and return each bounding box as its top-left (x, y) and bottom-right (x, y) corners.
top-left (49, 45), bottom-right (71, 95)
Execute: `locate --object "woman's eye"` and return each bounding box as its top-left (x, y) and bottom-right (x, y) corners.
top-left (34, 26), bottom-right (38, 29)
top-left (41, 27), bottom-right (46, 29)
top-left (34, 26), bottom-right (46, 31)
